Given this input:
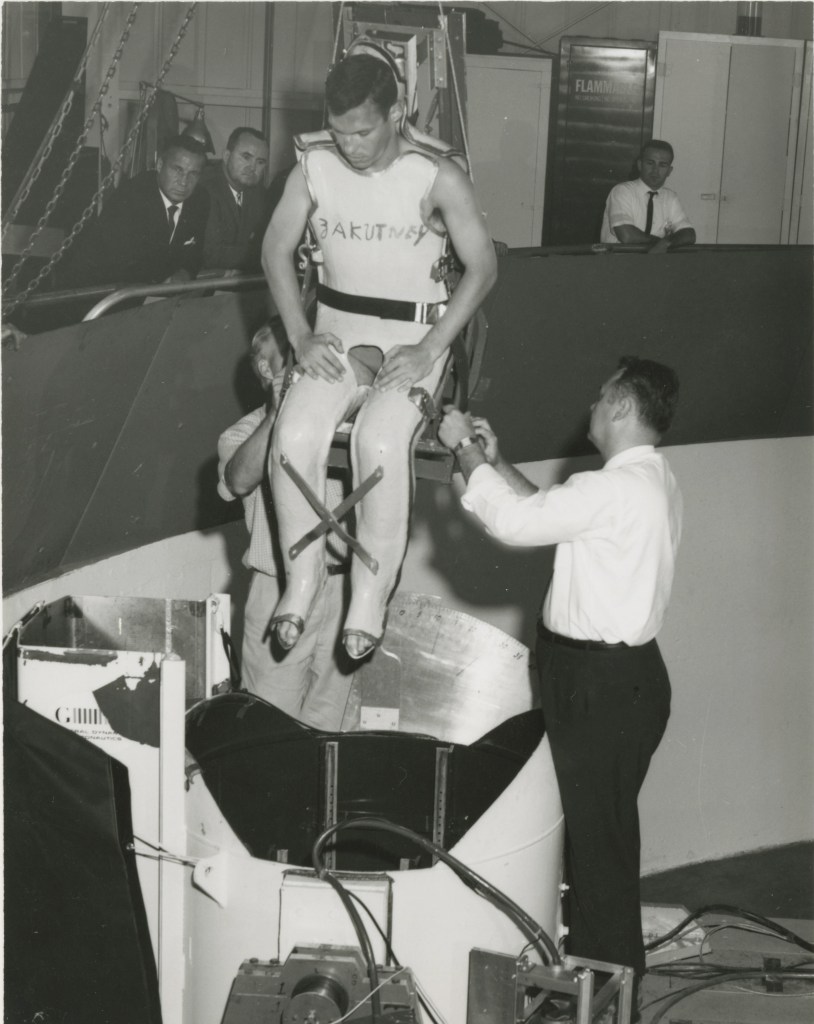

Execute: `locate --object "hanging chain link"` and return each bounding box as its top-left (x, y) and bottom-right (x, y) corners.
top-left (2, 3), bottom-right (113, 229)
top-left (2, 3), bottom-right (142, 298)
top-left (2, 3), bottom-right (141, 279)
top-left (3, 3), bottom-right (197, 313)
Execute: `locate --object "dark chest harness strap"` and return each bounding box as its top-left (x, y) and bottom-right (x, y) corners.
top-left (316, 282), bottom-right (446, 325)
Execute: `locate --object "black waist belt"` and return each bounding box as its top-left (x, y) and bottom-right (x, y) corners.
top-left (316, 283), bottom-right (445, 325)
top-left (537, 621), bottom-right (628, 651)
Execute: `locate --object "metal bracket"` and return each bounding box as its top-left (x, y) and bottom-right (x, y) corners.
top-left (432, 745), bottom-right (452, 861)
top-left (280, 452), bottom-right (382, 574)
top-left (466, 949), bottom-right (635, 1024)
top-left (322, 740), bottom-right (339, 871)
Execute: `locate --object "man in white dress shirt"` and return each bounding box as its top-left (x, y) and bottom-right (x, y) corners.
top-left (600, 140), bottom-right (695, 253)
top-left (438, 357), bottom-right (682, 1022)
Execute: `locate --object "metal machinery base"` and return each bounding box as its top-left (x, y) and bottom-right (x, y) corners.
top-left (467, 949), bottom-right (635, 1024)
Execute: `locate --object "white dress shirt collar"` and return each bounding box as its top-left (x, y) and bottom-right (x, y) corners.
top-left (604, 444), bottom-right (656, 469)
top-left (158, 189), bottom-right (184, 215)
top-left (158, 189), bottom-right (184, 240)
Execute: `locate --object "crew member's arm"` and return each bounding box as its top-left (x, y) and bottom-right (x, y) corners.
top-left (606, 185), bottom-right (646, 246)
top-left (439, 408), bottom-right (612, 548)
top-left (438, 407), bottom-right (538, 496)
top-left (375, 160), bottom-right (498, 391)
top-left (612, 223), bottom-right (653, 244)
top-left (653, 195), bottom-right (696, 252)
top-left (613, 222), bottom-right (695, 253)
top-left (662, 226), bottom-right (696, 249)
top-left (261, 166), bottom-right (345, 383)
top-left (221, 406), bottom-right (276, 499)
top-left (219, 400), bottom-right (280, 502)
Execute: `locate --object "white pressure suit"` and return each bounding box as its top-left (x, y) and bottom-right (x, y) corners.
top-left (270, 131), bottom-right (453, 652)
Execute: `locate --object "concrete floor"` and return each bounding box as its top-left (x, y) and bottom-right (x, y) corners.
top-left (636, 842), bottom-right (814, 1023)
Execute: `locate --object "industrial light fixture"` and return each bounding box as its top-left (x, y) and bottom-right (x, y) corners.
top-left (182, 107), bottom-right (215, 154)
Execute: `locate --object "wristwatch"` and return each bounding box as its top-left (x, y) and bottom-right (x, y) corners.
top-left (453, 435), bottom-right (481, 455)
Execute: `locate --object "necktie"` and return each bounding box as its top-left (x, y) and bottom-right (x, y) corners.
top-left (644, 191), bottom-right (657, 236)
top-left (235, 191), bottom-right (243, 209)
top-left (167, 203), bottom-right (179, 235)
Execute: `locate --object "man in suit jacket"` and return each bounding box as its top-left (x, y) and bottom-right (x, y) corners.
top-left (59, 134), bottom-right (209, 288)
top-left (200, 127), bottom-right (271, 274)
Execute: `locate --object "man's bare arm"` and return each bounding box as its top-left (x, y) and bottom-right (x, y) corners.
top-left (375, 160), bottom-right (497, 390)
top-left (666, 226), bottom-right (695, 248)
top-left (223, 408), bottom-right (275, 498)
top-left (261, 166), bottom-right (345, 382)
top-left (613, 222), bottom-right (696, 253)
top-left (612, 223), bottom-right (651, 244)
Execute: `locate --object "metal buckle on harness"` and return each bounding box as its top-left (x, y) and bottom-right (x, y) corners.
top-left (416, 302), bottom-right (446, 325)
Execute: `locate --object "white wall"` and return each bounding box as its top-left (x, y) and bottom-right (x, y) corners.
top-left (5, 436), bottom-right (813, 874)
top-left (646, 435), bottom-right (814, 868)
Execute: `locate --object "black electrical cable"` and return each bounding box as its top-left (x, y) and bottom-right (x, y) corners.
top-left (311, 868), bottom-right (383, 1021)
top-left (646, 969), bottom-right (814, 1024)
top-left (315, 817), bottom-right (558, 965)
top-left (345, 890), bottom-right (447, 1024)
top-left (644, 903), bottom-right (814, 955)
top-left (312, 816), bottom-right (561, 967)
top-left (345, 889), bottom-right (397, 964)
top-left (650, 957), bottom-right (814, 978)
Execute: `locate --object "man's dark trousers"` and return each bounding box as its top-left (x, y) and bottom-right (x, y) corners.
top-left (536, 628), bottom-right (671, 982)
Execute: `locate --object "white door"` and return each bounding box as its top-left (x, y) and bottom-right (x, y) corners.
top-left (654, 35), bottom-right (730, 244)
top-left (464, 55), bottom-right (552, 248)
top-left (654, 32), bottom-right (804, 244)
top-left (717, 43), bottom-right (799, 243)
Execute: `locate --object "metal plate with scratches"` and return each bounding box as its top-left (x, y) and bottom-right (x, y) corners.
top-left (343, 592), bottom-right (536, 744)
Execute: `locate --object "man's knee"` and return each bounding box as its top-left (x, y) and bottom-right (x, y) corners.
top-left (353, 392), bottom-right (425, 462)
top-left (273, 395), bottom-right (337, 462)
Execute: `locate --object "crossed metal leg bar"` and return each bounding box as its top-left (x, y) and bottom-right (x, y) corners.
top-left (280, 452), bottom-right (383, 575)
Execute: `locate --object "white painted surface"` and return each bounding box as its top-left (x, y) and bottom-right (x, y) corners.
top-left (184, 735), bottom-right (564, 1024)
top-left (654, 32), bottom-right (805, 244)
top-left (717, 42), bottom-right (800, 243)
top-left (464, 55), bottom-right (552, 247)
top-left (159, 656), bottom-right (188, 1024)
top-left (653, 36), bottom-right (730, 244)
top-left (6, 436), bottom-right (813, 873)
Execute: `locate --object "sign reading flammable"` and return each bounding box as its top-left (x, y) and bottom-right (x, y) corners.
top-left (573, 77), bottom-right (640, 96)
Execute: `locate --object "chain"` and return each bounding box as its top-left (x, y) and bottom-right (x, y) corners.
top-left (2, 3), bottom-right (114, 229)
top-left (2, 3), bottom-right (141, 291)
top-left (4, 3), bottom-right (197, 313)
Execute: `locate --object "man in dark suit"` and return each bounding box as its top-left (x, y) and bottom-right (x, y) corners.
top-left (59, 135), bottom-right (209, 288)
top-left (200, 127), bottom-right (271, 274)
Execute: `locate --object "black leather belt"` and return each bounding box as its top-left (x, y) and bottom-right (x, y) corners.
top-left (316, 283), bottom-right (445, 325)
top-left (537, 621), bottom-right (628, 651)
